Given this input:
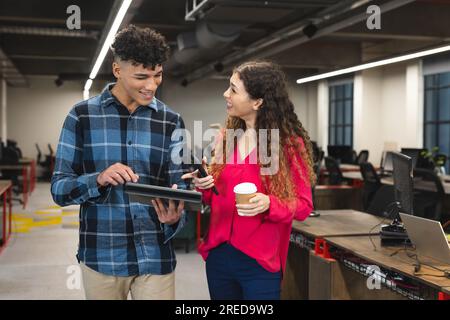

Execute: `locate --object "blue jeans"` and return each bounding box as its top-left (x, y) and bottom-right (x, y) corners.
top-left (205, 243), bottom-right (281, 300)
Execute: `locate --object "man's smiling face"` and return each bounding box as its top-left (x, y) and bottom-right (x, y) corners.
top-left (112, 59), bottom-right (163, 107)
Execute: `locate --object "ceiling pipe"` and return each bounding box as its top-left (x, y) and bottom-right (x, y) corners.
top-left (0, 26), bottom-right (99, 39)
top-left (182, 0), bottom-right (415, 84)
top-left (165, 20), bottom-right (246, 77)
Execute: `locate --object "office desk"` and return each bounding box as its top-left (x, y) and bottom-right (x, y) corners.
top-left (0, 180), bottom-right (12, 255)
top-left (0, 160), bottom-right (35, 209)
top-left (342, 171), bottom-right (450, 230)
top-left (282, 210), bottom-right (385, 299)
top-left (283, 210), bottom-right (450, 300)
top-left (343, 171), bottom-right (450, 194)
top-left (292, 209), bottom-right (384, 238)
top-left (320, 235), bottom-right (450, 299)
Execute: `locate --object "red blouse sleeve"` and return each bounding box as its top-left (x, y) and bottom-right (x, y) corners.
top-left (196, 187), bottom-right (213, 206)
top-left (264, 138), bottom-right (313, 224)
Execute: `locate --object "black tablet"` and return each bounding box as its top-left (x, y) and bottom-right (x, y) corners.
top-left (124, 182), bottom-right (202, 211)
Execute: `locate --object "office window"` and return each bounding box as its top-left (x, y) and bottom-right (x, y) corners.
top-left (329, 82), bottom-right (353, 146)
top-left (424, 72), bottom-right (450, 172)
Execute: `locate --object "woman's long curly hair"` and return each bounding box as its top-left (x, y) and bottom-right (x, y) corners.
top-left (210, 61), bottom-right (316, 201)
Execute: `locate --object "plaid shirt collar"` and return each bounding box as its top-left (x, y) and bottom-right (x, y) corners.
top-left (100, 82), bottom-right (159, 112)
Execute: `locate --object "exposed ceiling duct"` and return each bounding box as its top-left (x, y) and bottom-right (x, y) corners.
top-left (181, 0), bottom-right (416, 84)
top-left (165, 20), bottom-right (246, 76)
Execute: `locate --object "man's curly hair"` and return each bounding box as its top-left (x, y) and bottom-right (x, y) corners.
top-left (111, 24), bottom-right (170, 68)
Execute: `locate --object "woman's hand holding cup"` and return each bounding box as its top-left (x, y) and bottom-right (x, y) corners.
top-left (234, 182), bottom-right (270, 216)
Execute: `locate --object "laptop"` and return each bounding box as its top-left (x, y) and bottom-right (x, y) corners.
top-left (399, 213), bottom-right (450, 265)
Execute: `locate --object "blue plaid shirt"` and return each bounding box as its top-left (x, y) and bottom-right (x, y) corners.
top-left (51, 83), bottom-right (187, 276)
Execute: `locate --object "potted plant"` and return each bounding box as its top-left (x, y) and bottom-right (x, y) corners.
top-left (420, 147), bottom-right (447, 175)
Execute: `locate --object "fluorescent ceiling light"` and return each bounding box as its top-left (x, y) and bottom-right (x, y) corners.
top-left (89, 0), bottom-right (132, 80)
top-left (84, 78), bottom-right (93, 91)
top-left (83, 89), bottom-right (90, 100)
top-left (296, 44), bottom-right (450, 84)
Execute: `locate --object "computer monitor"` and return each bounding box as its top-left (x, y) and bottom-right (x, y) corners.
top-left (400, 148), bottom-right (423, 168)
top-left (380, 151), bottom-right (394, 173)
top-left (391, 152), bottom-right (414, 216)
top-left (327, 145), bottom-right (353, 164)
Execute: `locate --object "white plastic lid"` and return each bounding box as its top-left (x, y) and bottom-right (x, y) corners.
top-left (233, 182), bottom-right (257, 194)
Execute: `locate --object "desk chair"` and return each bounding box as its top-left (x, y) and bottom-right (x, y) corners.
top-left (366, 185), bottom-right (396, 217)
top-left (356, 150), bottom-right (369, 165)
top-left (311, 160), bottom-right (322, 213)
top-left (360, 162), bottom-right (381, 211)
top-left (36, 143), bottom-right (53, 181)
top-left (412, 168), bottom-right (445, 221)
top-left (443, 220), bottom-right (450, 233)
top-left (351, 150), bottom-right (357, 164)
top-left (0, 146), bottom-right (24, 204)
top-left (324, 156), bottom-right (344, 185)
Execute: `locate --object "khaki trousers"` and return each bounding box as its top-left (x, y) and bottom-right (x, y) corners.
top-left (80, 263), bottom-right (175, 300)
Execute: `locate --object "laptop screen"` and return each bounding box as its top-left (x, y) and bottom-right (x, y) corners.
top-left (399, 213), bottom-right (450, 264)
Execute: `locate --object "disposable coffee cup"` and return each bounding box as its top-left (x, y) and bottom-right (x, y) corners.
top-left (234, 182), bottom-right (257, 216)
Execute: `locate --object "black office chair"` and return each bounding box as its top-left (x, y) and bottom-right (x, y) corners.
top-left (0, 146), bottom-right (24, 204)
top-left (351, 150), bottom-right (358, 164)
top-left (311, 141), bottom-right (320, 162)
top-left (366, 185), bottom-right (396, 217)
top-left (36, 143), bottom-right (42, 164)
top-left (360, 162), bottom-right (382, 210)
top-left (412, 168), bottom-right (445, 221)
top-left (443, 220), bottom-right (450, 233)
top-left (356, 150), bottom-right (369, 165)
top-left (324, 156), bottom-right (344, 185)
top-left (36, 143), bottom-right (54, 181)
top-left (417, 149), bottom-right (432, 169)
top-left (315, 149), bottom-right (324, 165)
top-left (310, 161), bottom-right (322, 215)
top-left (48, 144), bottom-right (54, 157)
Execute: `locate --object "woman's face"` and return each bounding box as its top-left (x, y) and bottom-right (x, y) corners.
top-left (223, 72), bottom-right (262, 121)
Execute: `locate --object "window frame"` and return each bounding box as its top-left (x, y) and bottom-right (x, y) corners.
top-left (328, 81), bottom-right (354, 147)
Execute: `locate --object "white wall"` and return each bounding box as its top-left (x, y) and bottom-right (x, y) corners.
top-left (354, 67), bottom-right (384, 164)
top-left (316, 79), bottom-right (329, 149)
top-left (161, 77), bottom-right (228, 142)
top-left (7, 76), bottom-right (103, 158)
top-left (289, 82), bottom-right (318, 141)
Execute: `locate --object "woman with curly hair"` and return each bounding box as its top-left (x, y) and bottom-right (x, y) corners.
top-left (182, 61), bottom-right (314, 300)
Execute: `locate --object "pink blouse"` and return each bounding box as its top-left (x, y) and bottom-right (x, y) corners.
top-left (197, 138), bottom-right (313, 274)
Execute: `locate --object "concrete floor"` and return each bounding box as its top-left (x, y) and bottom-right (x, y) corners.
top-left (0, 182), bottom-right (210, 300)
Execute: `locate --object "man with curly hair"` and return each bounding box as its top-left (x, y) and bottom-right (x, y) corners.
top-left (51, 25), bottom-right (187, 300)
